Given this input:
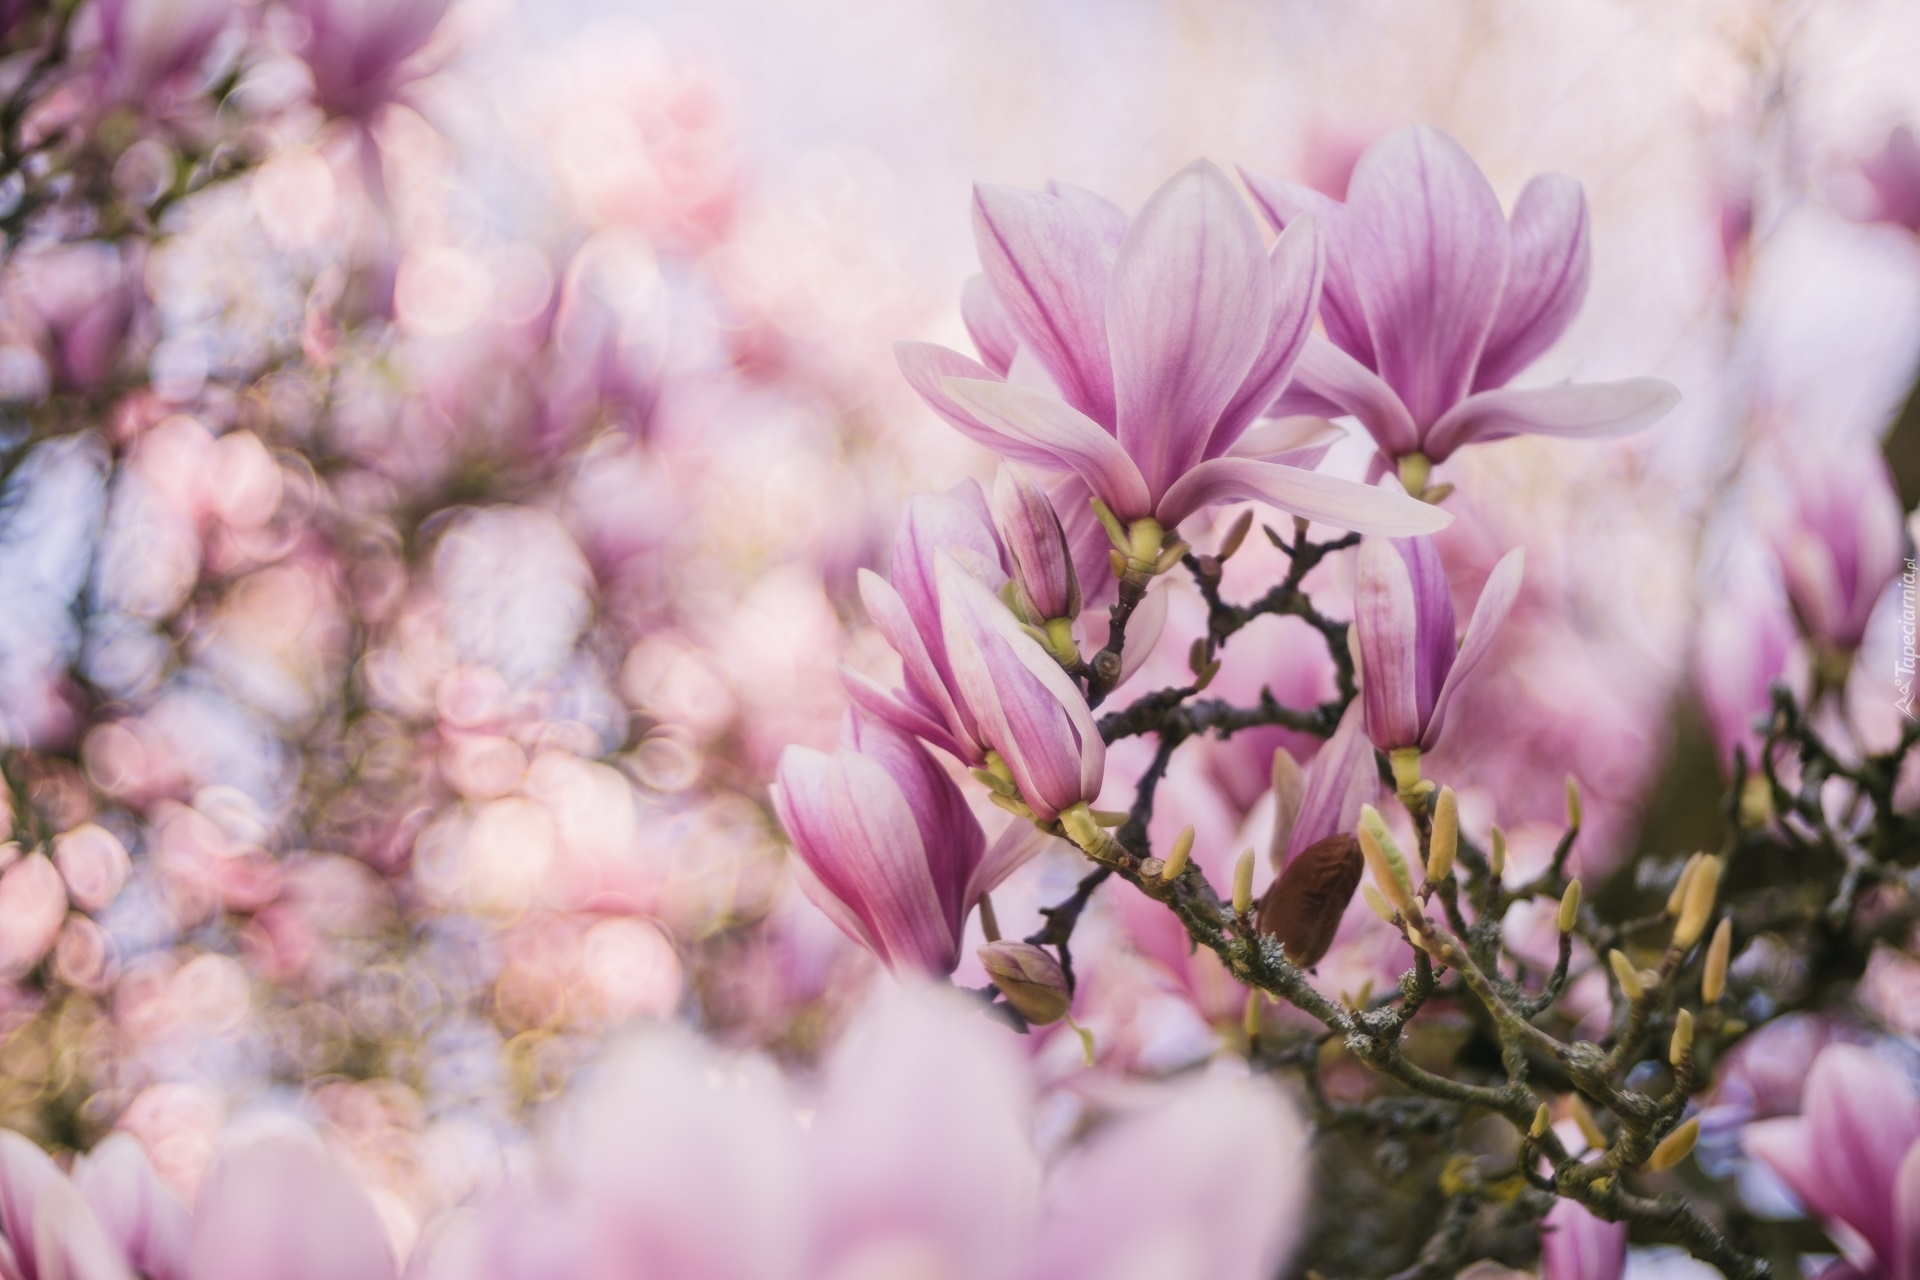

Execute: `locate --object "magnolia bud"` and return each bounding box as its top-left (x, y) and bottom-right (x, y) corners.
top-left (1242, 989), bottom-right (1262, 1040)
top-left (978, 893), bottom-right (1001, 944)
top-left (1565, 774), bottom-right (1583, 828)
top-left (991, 466), bottom-right (1081, 622)
top-left (1673, 856), bottom-right (1721, 950)
top-left (1362, 884), bottom-right (1397, 923)
top-left (1358, 806), bottom-right (1415, 914)
top-left (1666, 852), bottom-right (1703, 918)
top-left (1489, 826), bottom-right (1507, 881)
top-left (1426, 787), bottom-right (1458, 885)
top-left (1529, 1103), bottom-right (1551, 1139)
top-left (1702, 917), bottom-right (1732, 1003)
top-left (1669, 1009), bottom-right (1694, 1067)
top-left (1268, 748), bottom-right (1306, 871)
top-left (979, 942), bottom-right (1071, 1025)
top-left (1609, 949), bottom-right (1645, 1002)
top-left (1646, 1117), bottom-right (1700, 1172)
top-left (1161, 826), bottom-right (1194, 882)
top-left (1557, 880), bottom-right (1582, 934)
top-left (1232, 848), bottom-right (1255, 917)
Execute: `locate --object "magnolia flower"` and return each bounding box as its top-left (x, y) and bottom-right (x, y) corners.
top-left (897, 160), bottom-right (1449, 539)
top-left (1744, 1044), bottom-right (1920, 1279)
top-left (990, 465), bottom-right (1080, 629)
top-left (1353, 536), bottom-right (1525, 755)
top-left (288, 0), bottom-right (452, 118)
top-left (773, 713), bottom-right (1035, 975)
top-left (843, 491), bottom-right (1105, 820)
top-left (1245, 126), bottom-right (1678, 482)
top-left (1695, 575), bottom-right (1796, 771)
top-left (1540, 1198), bottom-right (1627, 1280)
top-left (88, 0), bottom-right (234, 109)
top-left (1764, 443), bottom-right (1906, 659)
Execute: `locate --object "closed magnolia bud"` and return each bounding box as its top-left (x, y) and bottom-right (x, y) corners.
top-left (1674, 856), bottom-right (1721, 950)
top-left (1359, 805), bottom-right (1416, 911)
top-left (1702, 917), bottom-right (1732, 1003)
top-left (1268, 748), bottom-right (1306, 871)
top-left (1218, 508), bottom-right (1255, 560)
top-left (1256, 834), bottom-right (1364, 969)
top-left (1646, 1117), bottom-right (1700, 1173)
top-left (1609, 949), bottom-right (1645, 1002)
top-left (978, 941), bottom-right (1071, 1025)
top-left (1161, 825), bottom-right (1194, 882)
top-left (1362, 884), bottom-right (1397, 923)
top-left (1565, 774), bottom-right (1583, 828)
top-left (1529, 1103), bottom-right (1551, 1139)
top-left (991, 466), bottom-right (1082, 622)
top-left (1232, 848), bottom-right (1255, 916)
top-left (1666, 852), bottom-right (1703, 917)
top-left (1557, 880), bottom-right (1582, 934)
top-left (1426, 787), bottom-right (1458, 885)
top-left (1670, 1009), bottom-right (1694, 1067)
top-left (1489, 826), bottom-right (1507, 881)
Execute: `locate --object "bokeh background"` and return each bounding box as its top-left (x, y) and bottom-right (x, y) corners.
top-left (4, 0), bottom-right (1920, 1274)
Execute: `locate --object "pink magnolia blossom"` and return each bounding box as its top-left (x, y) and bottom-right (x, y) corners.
top-left (1695, 576), bottom-right (1797, 771)
top-left (288, 0), bottom-right (451, 119)
top-left (1245, 126), bottom-right (1679, 474)
top-left (1353, 535), bottom-right (1525, 753)
top-left (897, 160), bottom-right (1449, 538)
top-left (1541, 1198), bottom-right (1627, 1280)
top-left (87, 0), bottom-right (234, 110)
top-left (1764, 443), bottom-right (1906, 657)
top-left (1744, 1043), bottom-right (1920, 1279)
top-left (772, 713), bottom-right (1032, 975)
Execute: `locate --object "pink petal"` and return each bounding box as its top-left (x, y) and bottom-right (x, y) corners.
top-left (1345, 126), bottom-right (1509, 429)
top-left (1540, 1198), bottom-right (1627, 1280)
top-left (960, 276), bottom-right (1019, 375)
top-left (1047, 180), bottom-right (1130, 253)
top-left (967, 822), bottom-right (1062, 907)
top-left (773, 745), bottom-right (958, 974)
top-left (937, 555), bottom-right (1103, 822)
top-left (1291, 337), bottom-right (1422, 459)
top-left (843, 714), bottom-right (985, 941)
top-left (1805, 1046), bottom-right (1920, 1269)
top-left (1397, 536), bottom-right (1457, 726)
top-left (895, 342), bottom-right (1066, 470)
top-left (1422, 546), bottom-right (1524, 751)
top-left (189, 1139), bottom-right (397, 1280)
top-left (1286, 700), bottom-right (1377, 862)
top-left (839, 666), bottom-right (967, 765)
top-left (1475, 173), bottom-right (1591, 392)
top-left (972, 183), bottom-right (1117, 427)
top-left (1354, 536), bottom-right (1424, 752)
top-left (72, 1135), bottom-right (191, 1280)
top-left (1745, 1117), bottom-right (1829, 1233)
top-left (1225, 415), bottom-right (1344, 465)
top-left (1026, 1071), bottom-right (1308, 1280)
top-left (943, 377), bottom-right (1153, 521)
top-left (856, 569), bottom-right (981, 764)
top-left (1153, 457), bottom-right (1452, 535)
top-left (1107, 159), bottom-right (1272, 498)
top-left (1893, 1140), bottom-right (1920, 1280)
top-left (1239, 165), bottom-right (1374, 365)
top-left (888, 492), bottom-right (1007, 648)
top-left (1422, 377), bottom-right (1680, 462)
top-left (1210, 215), bottom-right (1327, 457)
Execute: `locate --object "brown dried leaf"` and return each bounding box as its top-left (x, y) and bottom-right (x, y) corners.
top-left (1255, 833), bottom-right (1363, 969)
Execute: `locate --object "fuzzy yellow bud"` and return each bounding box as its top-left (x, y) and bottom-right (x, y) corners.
top-left (1609, 949), bottom-right (1645, 1002)
top-left (1232, 848), bottom-right (1255, 917)
top-left (1529, 1103), bottom-right (1551, 1139)
top-left (1358, 806), bottom-right (1415, 914)
top-left (1666, 852), bottom-right (1703, 918)
top-left (1565, 774), bottom-right (1583, 828)
top-left (1557, 880), bottom-right (1582, 934)
top-left (1571, 1095), bottom-right (1607, 1151)
top-left (1426, 787), bottom-right (1458, 885)
top-left (1673, 855), bottom-right (1722, 950)
top-left (1703, 916), bottom-right (1732, 1004)
top-left (1362, 884), bottom-right (1397, 923)
top-left (1670, 1009), bottom-right (1694, 1068)
top-left (978, 893), bottom-right (1001, 944)
top-left (1489, 826), bottom-right (1507, 881)
top-left (1161, 825), bottom-right (1194, 882)
top-left (1218, 509), bottom-right (1255, 560)
top-left (1243, 989), bottom-right (1262, 1041)
top-left (1646, 1117), bottom-right (1700, 1173)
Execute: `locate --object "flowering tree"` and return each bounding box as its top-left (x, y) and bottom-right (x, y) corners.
top-left (0, 2), bottom-right (1917, 1278)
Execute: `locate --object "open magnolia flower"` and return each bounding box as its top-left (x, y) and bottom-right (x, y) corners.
top-left (896, 159), bottom-right (1450, 539)
top-left (1245, 125), bottom-right (1680, 487)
